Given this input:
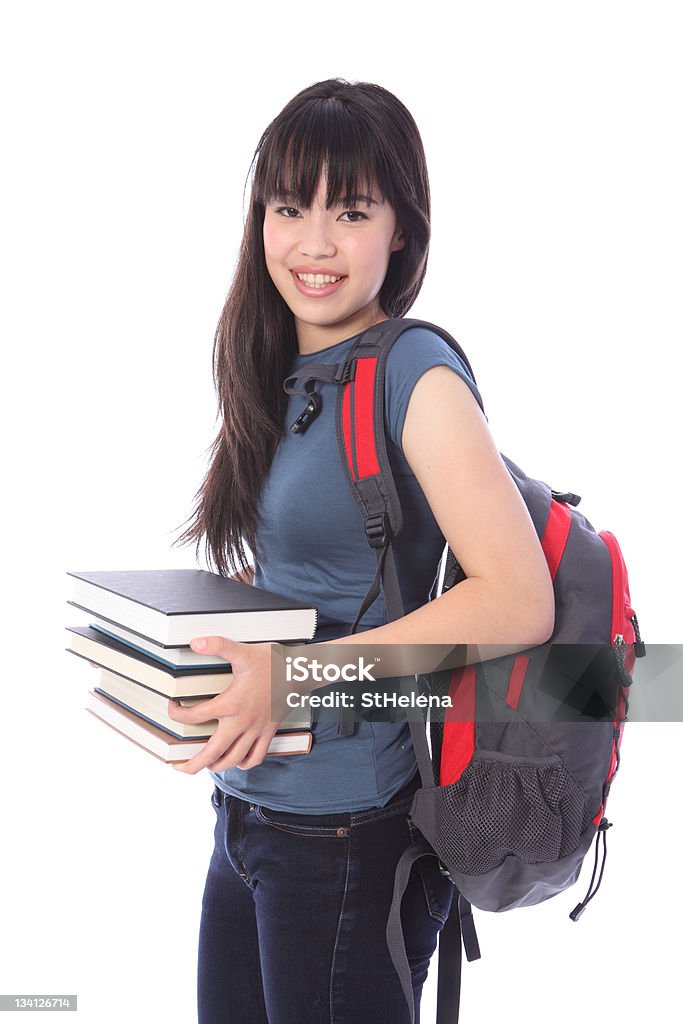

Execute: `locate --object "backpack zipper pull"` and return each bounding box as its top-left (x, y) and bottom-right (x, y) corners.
top-left (569, 818), bottom-right (612, 921)
top-left (612, 634), bottom-right (632, 687)
top-left (631, 613), bottom-right (646, 657)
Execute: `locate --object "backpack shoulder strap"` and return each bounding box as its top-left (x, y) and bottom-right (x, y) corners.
top-left (282, 317), bottom-right (481, 735)
top-left (386, 835), bottom-right (481, 1024)
top-left (338, 317), bottom-right (483, 629)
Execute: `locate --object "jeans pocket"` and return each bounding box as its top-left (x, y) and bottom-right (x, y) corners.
top-left (408, 821), bottom-right (455, 923)
top-left (253, 804), bottom-right (351, 839)
top-left (417, 853), bottom-right (455, 923)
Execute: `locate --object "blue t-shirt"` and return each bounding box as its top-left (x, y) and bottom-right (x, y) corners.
top-left (211, 325), bottom-right (483, 812)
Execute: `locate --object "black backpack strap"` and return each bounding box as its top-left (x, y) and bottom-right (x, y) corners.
top-left (283, 316), bottom-right (483, 628)
top-left (385, 838), bottom-right (440, 1024)
top-left (283, 318), bottom-right (483, 736)
top-left (333, 318), bottom-right (482, 734)
top-left (400, 676), bottom-right (439, 790)
top-left (334, 322), bottom-right (407, 612)
top-left (335, 316), bottom-right (485, 629)
top-left (435, 892), bottom-right (482, 1024)
top-left (386, 837), bottom-right (481, 1024)
top-left (435, 891), bottom-right (464, 1024)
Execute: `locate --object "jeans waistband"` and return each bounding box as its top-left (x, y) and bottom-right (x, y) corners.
top-left (211, 768), bottom-right (421, 817)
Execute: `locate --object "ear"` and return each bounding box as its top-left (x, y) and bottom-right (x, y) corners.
top-left (391, 226), bottom-right (405, 253)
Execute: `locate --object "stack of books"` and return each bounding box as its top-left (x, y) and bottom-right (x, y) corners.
top-left (66, 569), bottom-right (318, 765)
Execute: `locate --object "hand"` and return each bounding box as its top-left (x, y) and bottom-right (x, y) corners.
top-left (167, 636), bottom-right (287, 775)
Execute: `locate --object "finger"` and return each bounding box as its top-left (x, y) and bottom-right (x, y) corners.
top-left (171, 726), bottom-right (247, 775)
top-left (172, 754), bottom-right (208, 775)
top-left (233, 735), bottom-right (260, 771)
top-left (206, 733), bottom-right (260, 774)
top-left (189, 635), bottom-right (242, 663)
top-left (167, 696), bottom-right (220, 724)
top-left (236, 734), bottom-right (272, 771)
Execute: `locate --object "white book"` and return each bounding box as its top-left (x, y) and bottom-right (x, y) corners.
top-left (85, 690), bottom-right (313, 764)
top-left (95, 666), bottom-right (310, 734)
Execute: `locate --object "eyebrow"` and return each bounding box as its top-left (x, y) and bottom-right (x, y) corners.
top-left (271, 189), bottom-right (381, 207)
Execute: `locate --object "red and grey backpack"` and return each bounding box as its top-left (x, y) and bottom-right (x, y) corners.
top-left (283, 317), bottom-right (645, 1024)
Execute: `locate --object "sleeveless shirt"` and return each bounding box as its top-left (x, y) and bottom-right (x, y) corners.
top-left (210, 325), bottom-right (482, 812)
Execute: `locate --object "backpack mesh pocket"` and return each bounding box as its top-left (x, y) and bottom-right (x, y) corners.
top-left (432, 753), bottom-right (592, 876)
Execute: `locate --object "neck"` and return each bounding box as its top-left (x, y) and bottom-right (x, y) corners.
top-left (296, 310), bottom-right (391, 356)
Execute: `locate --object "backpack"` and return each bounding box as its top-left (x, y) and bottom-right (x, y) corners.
top-left (283, 317), bottom-right (646, 1024)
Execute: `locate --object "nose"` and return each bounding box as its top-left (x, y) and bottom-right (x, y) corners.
top-left (297, 210), bottom-right (337, 260)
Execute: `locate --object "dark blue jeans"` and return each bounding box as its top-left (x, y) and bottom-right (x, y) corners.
top-left (197, 771), bottom-right (454, 1024)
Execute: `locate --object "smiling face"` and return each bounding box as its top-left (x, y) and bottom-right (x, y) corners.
top-left (262, 171), bottom-right (405, 354)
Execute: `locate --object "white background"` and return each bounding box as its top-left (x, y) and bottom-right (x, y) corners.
top-left (1, 1), bottom-right (681, 1022)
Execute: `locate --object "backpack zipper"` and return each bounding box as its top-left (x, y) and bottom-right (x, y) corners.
top-left (598, 530), bottom-right (635, 647)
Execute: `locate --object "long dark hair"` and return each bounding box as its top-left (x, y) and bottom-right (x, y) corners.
top-left (173, 78), bottom-right (431, 576)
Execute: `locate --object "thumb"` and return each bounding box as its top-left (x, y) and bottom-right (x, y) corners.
top-left (190, 635), bottom-right (243, 665)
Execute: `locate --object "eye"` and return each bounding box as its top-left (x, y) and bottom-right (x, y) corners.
top-left (273, 206), bottom-right (301, 218)
top-left (340, 210), bottom-right (368, 223)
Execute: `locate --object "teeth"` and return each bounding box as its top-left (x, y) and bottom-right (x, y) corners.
top-left (296, 273), bottom-right (343, 287)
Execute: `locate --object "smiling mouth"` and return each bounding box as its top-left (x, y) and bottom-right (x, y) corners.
top-left (293, 272), bottom-right (346, 289)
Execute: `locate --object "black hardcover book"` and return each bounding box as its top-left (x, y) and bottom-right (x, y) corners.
top-left (66, 569), bottom-right (318, 646)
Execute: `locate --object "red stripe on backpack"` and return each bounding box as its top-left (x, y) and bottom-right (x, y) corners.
top-left (353, 357), bottom-right (380, 479)
top-left (439, 664), bottom-right (477, 786)
top-left (505, 655), bottom-right (529, 712)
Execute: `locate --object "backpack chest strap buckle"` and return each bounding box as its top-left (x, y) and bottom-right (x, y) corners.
top-left (365, 512), bottom-right (391, 549)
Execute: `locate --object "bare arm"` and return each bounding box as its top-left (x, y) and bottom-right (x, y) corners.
top-left (320, 364), bottom-right (555, 678)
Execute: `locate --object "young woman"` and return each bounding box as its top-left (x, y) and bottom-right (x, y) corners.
top-left (170, 78), bottom-right (554, 1024)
